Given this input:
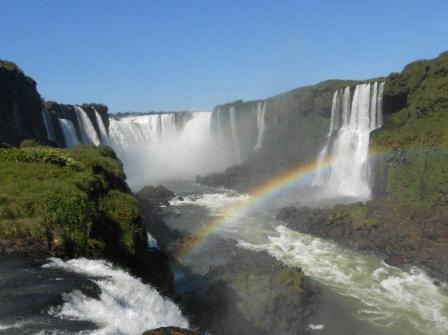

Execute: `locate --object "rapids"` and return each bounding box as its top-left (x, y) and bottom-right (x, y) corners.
top-left (166, 182), bottom-right (448, 335)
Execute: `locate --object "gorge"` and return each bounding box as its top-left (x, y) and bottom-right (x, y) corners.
top-left (0, 50), bottom-right (447, 335)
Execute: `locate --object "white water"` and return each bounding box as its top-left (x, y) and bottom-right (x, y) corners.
top-left (254, 100), bottom-right (267, 151)
top-left (170, 189), bottom-right (250, 214)
top-left (328, 90), bottom-right (340, 136)
top-left (229, 107), bottom-right (241, 164)
top-left (42, 108), bottom-right (56, 141)
top-left (43, 258), bottom-right (188, 335)
top-left (109, 112), bottom-right (237, 188)
top-left (58, 118), bottom-right (80, 147)
top-left (239, 225), bottom-right (448, 335)
top-left (167, 184), bottom-right (448, 335)
top-left (313, 82), bottom-right (384, 199)
top-left (74, 106), bottom-right (101, 145)
top-left (94, 109), bottom-right (110, 145)
top-left (0, 321), bottom-right (30, 331)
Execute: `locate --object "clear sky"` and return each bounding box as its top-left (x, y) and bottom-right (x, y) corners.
top-left (1, 0), bottom-right (447, 112)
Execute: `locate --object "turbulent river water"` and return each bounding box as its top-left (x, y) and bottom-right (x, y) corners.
top-left (165, 181), bottom-right (448, 335)
top-left (1, 181), bottom-right (447, 335)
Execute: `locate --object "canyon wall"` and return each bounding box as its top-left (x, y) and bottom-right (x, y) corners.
top-left (0, 60), bottom-right (48, 146)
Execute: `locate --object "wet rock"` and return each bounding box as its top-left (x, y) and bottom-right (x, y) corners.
top-left (142, 327), bottom-right (199, 335)
top-left (384, 254), bottom-right (405, 267)
top-left (136, 185), bottom-right (182, 251)
top-left (184, 238), bottom-right (317, 335)
top-left (137, 185), bottom-right (176, 208)
top-left (277, 201), bottom-right (448, 281)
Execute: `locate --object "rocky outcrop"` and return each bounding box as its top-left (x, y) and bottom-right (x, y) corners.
top-left (0, 59), bottom-right (110, 148)
top-left (183, 237), bottom-right (317, 335)
top-left (0, 60), bottom-right (48, 146)
top-left (277, 201), bottom-right (448, 280)
top-left (136, 185), bottom-right (182, 251)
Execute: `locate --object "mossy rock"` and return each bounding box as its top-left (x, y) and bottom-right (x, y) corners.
top-left (0, 144), bottom-right (140, 258)
top-left (371, 50), bottom-right (448, 207)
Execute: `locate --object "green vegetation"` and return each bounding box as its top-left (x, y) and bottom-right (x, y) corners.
top-left (371, 51), bottom-right (448, 207)
top-left (0, 144), bottom-right (142, 258)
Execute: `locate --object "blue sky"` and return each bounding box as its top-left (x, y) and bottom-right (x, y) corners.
top-left (1, 0), bottom-right (447, 112)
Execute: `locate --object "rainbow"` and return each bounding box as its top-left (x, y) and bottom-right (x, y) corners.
top-left (174, 147), bottom-right (388, 260)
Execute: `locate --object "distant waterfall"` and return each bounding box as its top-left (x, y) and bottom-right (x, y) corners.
top-left (109, 114), bottom-right (178, 148)
top-left (94, 109), bottom-right (110, 144)
top-left (254, 100), bottom-right (267, 151)
top-left (109, 112), bottom-right (233, 188)
top-left (74, 106), bottom-right (100, 145)
top-left (229, 107), bottom-right (241, 164)
top-left (312, 82), bottom-right (384, 199)
top-left (215, 108), bottom-right (224, 138)
top-left (58, 118), bottom-right (80, 147)
top-left (161, 114), bottom-right (176, 138)
top-left (42, 108), bottom-right (55, 141)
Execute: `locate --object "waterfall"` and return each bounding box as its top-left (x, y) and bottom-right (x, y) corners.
top-left (377, 82), bottom-right (385, 127)
top-left (58, 118), bottom-right (80, 147)
top-left (254, 100), bottom-right (267, 151)
top-left (328, 90), bottom-right (341, 136)
top-left (312, 82), bottom-right (384, 199)
top-left (42, 107), bottom-right (55, 141)
top-left (109, 112), bottom-right (234, 188)
top-left (74, 106), bottom-right (100, 145)
top-left (215, 108), bottom-right (224, 138)
top-left (161, 114), bottom-right (176, 138)
top-left (341, 87), bottom-right (351, 127)
top-left (229, 107), bottom-right (241, 164)
top-left (94, 109), bottom-right (110, 144)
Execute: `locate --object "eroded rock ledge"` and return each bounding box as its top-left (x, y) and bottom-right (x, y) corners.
top-left (276, 201), bottom-right (448, 281)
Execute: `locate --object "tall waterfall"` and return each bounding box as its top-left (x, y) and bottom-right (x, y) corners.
top-left (94, 109), bottom-right (110, 144)
top-left (74, 106), bottom-right (101, 145)
top-left (58, 118), bottom-right (80, 147)
top-left (109, 112), bottom-right (234, 189)
top-left (254, 100), bottom-right (267, 151)
top-left (42, 108), bottom-right (55, 141)
top-left (312, 82), bottom-right (384, 199)
top-left (229, 107), bottom-right (241, 164)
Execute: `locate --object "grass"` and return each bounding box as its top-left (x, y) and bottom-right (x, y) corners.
top-left (0, 143), bottom-right (141, 258)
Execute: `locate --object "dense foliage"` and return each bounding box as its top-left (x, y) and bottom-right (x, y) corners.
top-left (0, 143), bottom-right (142, 258)
top-left (372, 51), bottom-right (448, 207)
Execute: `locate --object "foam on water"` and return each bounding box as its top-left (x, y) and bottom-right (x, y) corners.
top-left (239, 226), bottom-right (448, 335)
top-left (0, 321), bottom-right (29, 330)
top-left (308, 323), bottom-right (324, 330)
top-left (43, 258), bottom-right (189, 335)
top-left (170, 189), bottom-right (250, 214)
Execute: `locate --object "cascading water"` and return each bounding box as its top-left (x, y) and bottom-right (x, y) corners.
top-left (58, 118), bottom-right (80, 147)
top-left (74, 106), bottom-right (101, 145)
top-left (94, 109), bottom-right (110, 144)
top-left (254, 100), bottom-right (267, 151)
top-left (109, 112), bottom-right (235, 189)
top-left (229, 107), bottom-right (241, 164)
top-left (42, 107), bottom-right (55, 141)
top-left (161, 114), bottom-right (177, 138)
top-left (312, 82), bottom-right (384, 199)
